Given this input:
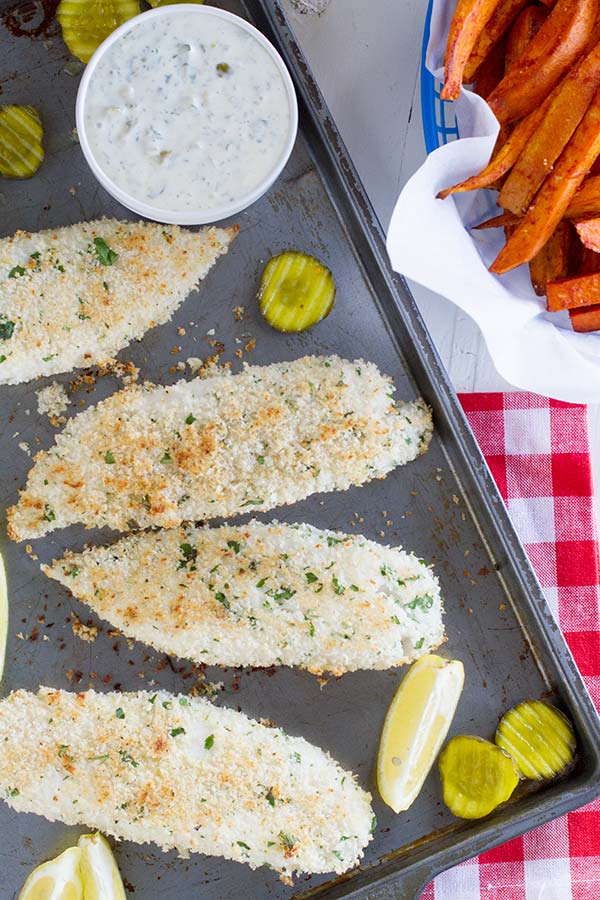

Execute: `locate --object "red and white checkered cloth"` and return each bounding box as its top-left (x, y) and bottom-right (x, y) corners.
top-left (423, 392), bottom-right (600, 900)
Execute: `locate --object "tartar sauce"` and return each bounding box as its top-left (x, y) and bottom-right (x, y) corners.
top-left (84, 10), bottom-right (292, 212)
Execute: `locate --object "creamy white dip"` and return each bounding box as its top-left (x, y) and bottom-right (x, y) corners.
top-left (84, 11), bottom-right (292, 212)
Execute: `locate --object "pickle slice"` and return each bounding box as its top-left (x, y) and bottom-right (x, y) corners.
top-left (495, 700), bottom-right (576, 780)
top-left (0, 106), bottom-right (44, 179)
top-left (439, 735), bottom-right (519, 819)
top-left (258, 251), bottom-right (336, 332)
top-left (57, 0), bottom-right (140, 64)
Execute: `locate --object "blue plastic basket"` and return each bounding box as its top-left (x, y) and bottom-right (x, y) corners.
top-left (420, 0), bottom-right (460, 153)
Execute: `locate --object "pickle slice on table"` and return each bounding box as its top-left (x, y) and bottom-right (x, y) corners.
top-left (0, 106), bottom-right (44, 179)
top-left (439, 735), bottom-right (519, 819)
top-left (258, 251), bottom-right (336, 332)
top-left (58, 0), bottom-right (140, 63)
top-left (495, 700), bottom-right (576, 780)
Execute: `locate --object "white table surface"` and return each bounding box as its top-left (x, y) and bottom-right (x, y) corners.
top-left (284, 0), bottom-right (600, 530)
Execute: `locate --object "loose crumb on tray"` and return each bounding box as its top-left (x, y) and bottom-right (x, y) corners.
top-left (36, 382), bottom-right (69, 419)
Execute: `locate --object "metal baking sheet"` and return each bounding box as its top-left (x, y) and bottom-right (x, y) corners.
top-left (1, 1), bottom-right (599, 898)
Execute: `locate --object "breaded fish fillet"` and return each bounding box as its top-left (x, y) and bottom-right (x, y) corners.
top-left (0, 688), bottom-right (373, 878)
top-left (0, 218), bottom-right (236, 385)
top-left (8, 355), bottom-right (433, 541)
top-left (45, 520), bottom-right (444, 675)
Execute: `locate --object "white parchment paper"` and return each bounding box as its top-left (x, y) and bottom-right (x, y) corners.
top-left (386, 0), bottom-right (600, 403)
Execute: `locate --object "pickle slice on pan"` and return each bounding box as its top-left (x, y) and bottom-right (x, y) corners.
top-left (0, 106), bottom-right (44, 179)
top-left (57, 0), bottom-right (140, 64)
top-left (439, 735), bottom-right (519, 819)
top-left (258, 251), bottom-right (336, 332)
top-left (495, 700), bottom-right (576, 780)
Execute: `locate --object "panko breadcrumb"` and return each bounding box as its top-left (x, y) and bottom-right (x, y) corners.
top-left (46, 520), bottom-right (444, 675)
top-left (0, 688), bottom-right (374, 878)
top-left (0, 218), bottom-right (237, 385)
top-left (36, 381), bottom-right (69, 418)
top-left (8, 355), bottom-right (433, 541)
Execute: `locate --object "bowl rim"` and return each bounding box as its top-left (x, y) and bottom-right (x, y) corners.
top-left (75, 4), bottom-right (299, 225)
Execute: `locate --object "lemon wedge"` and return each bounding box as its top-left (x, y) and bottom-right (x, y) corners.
top-left (377, 654), bottom-right (465, 813)
top-left (0, 549), bottom-right (7, 682)
top-left (18, 847), bottom-right (82, 900)
top-left (78, 833), bottom-right (126, 900)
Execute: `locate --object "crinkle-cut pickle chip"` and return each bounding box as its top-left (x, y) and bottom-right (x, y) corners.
top-left (0, 106), bottom-right (44, 179)
top-left (259, 251), bottom-right (336, 332)
top-left (78, 833), bottom-right (126, 900)
top-left (18, 846), bottom-right (82, 900)
top-left (495, 700), bottom-right (576, 780)
top-left (57, 0), bottom-right (140, 64)
top-left (439, 735), bottom-right (519, 819)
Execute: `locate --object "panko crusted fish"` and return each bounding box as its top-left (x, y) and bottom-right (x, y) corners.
top-left (45, 520), bottom-right (444, 675)
top-left (8, 355), bottom-right (433, 541)
top-left (0, 688), bottom-right (374, 878)
top-left (0, 218), bottom-right (237, 384)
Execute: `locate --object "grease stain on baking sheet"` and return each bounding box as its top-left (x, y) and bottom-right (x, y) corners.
top-left (2, 0), bottom-right (60, 39)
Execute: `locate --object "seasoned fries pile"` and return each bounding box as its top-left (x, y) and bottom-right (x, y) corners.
top-left (438, 0), bottom-right (600, 333)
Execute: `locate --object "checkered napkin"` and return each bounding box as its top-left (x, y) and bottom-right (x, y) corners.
top-left (423, 392), bottom-right (600, 900)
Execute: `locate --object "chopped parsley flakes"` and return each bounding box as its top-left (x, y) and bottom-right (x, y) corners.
top-left (42, 504), bottom-right (56, 523)
top-left (214, 591), bottom-right (230, 610)
top-left (266, 587), bottom-right (295, 603)
top-left (119, 750), bottom-right (138, 767)
top-left (93, 237), bottom-right (118, 266)
top-left (204, 734), bottom-right (214, 750)
top-left (279, 831), bottom-right (296, 851)
top-left (406, 593), bottom-right (434, 611)
top-left (177, 542), bottom-right (198, 570)
top-left (0, 320), bottom-right (15, 341)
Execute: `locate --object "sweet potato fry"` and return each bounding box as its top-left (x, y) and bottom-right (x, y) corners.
top-left (569, 303), bottom-right (600, 331)
top-left (486, 0), bottom-right (597, 124)
top-left (477, 178), bottom-right (600, 229)
top-left (547, 271), bottom-right (600, 310)
top-left (473, 38), bottom-right (507, 98)
top-left (490, 89), bottom-right (600, 274)
top-left (442, 0), bottom-right (503, 100)
top-left (464, 0), bottom-right (529, 83)
top-left (580, 246), bottom-right (600, 274)
top-left (529, 220), bottom-right (571, 295)
top-left (499, 38), bottom-right (600, 214)
top-left (437, 100), bottom-right (548, 199)
top-left (474, 211), bottom-right (521, 229)
top-left (505, 4), bottom-right (548, 70)
top-left (566, 174), bottom-right (600, 218)
top-left (574, 216), bottom-right (600, 252)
